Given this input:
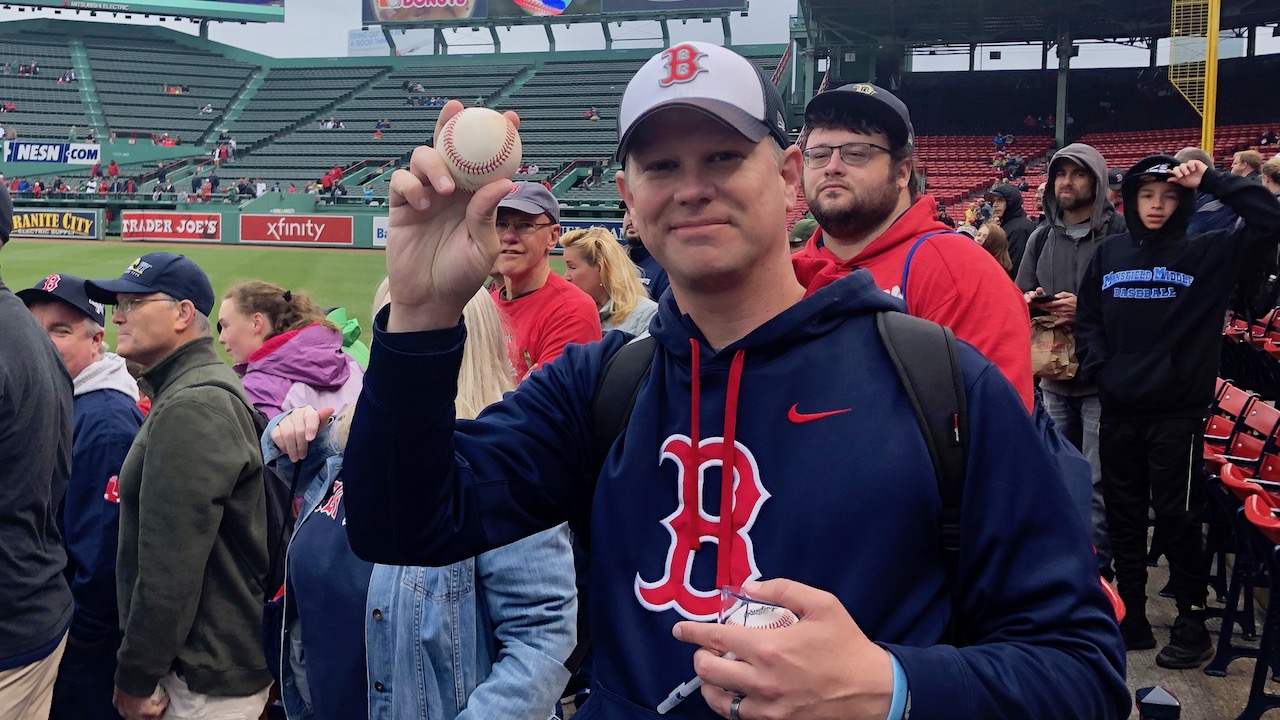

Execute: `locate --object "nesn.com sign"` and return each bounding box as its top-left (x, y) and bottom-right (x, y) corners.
top-left (3, 141), bottom-right (101, 165)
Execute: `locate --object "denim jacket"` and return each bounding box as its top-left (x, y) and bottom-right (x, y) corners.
top-left (263, 414), bottom-right (577, 720)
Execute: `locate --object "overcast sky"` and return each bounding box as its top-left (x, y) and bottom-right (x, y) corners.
top-left (0, 0), bottom-right (1274, 68)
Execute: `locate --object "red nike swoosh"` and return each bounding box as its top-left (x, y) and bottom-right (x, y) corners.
top-left (787, 404), bottom-right (852, 424)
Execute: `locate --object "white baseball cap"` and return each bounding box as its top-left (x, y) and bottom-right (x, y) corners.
top-left (616, 41), bottom-right (789, 164)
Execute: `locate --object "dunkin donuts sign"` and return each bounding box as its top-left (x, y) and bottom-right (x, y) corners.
top-left (239, 214), bottom-right (354, 246)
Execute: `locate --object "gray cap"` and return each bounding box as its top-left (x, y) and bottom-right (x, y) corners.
top-left (497, 182), bottom-right (560, 223)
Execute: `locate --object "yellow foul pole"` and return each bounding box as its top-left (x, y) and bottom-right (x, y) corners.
top-left (1202, 0), bottom-right (1220, 152)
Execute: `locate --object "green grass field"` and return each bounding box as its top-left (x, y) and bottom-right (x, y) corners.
top-left (1, 239), bottom-right (567, 355)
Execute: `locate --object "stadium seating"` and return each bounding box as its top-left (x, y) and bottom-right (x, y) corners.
top-left (83, 28), bottom-right (256, 140)
top-left (0, 29), bottom-right (91, 142)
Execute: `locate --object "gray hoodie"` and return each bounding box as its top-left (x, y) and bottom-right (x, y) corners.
top-left (1015, 143), bottom-right (1127, 397)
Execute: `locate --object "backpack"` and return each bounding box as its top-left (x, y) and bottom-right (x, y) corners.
top-left (589, 312), bottom-right (968, 652)
top-left (192, 380), bottom-right (300, 603)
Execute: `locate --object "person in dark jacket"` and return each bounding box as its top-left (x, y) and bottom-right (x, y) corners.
top-left (1016, 143), bottom-right (1127, 578)
top-left (339, 43), bottom-right (1129, 720)
top-left (622, 203), bottom-right (669, 301)
top-left (1176, 147), bottom-right (1240, 234)
top-left (1076, 156), bottom-right (1280, 669)
top-left (19, 273), bottom-right (144, 720)
top-left (985, 184), bottom-right (1034, 275)
top-left (0, 185), bottom-right (75, 720)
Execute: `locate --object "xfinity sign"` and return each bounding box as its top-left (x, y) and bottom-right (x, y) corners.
top-left (3, 141), bottom-right (102, 165)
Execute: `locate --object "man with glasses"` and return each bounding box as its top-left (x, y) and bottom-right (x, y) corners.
top-left (84, 253), bottom-right (272, 720)
top-left (492, 182), bottom-right (602, 380)
top-left (794, 84), bottom-right (1035, 411)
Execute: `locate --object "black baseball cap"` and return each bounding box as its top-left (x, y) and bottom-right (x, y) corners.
top-left (616, 41), bottom-right (789, 164)
top-left (803, 82), bottom-right (916, 151)
top-left (1107, 169), bottom-right (1125, 190)
top-left (17, 273), bottom-right (106, 325)
top-left (0, 184), bottom-right (11, 245)
top-left (86, 252), bottom-right (216, 316)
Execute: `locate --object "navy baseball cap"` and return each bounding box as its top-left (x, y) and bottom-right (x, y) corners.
top-left (804, 82), bottom-right (916, 151)
top-left (86, 252), bottom-right (216, 316)
top-left (1107, 168), bottom-right (1125, 189)
top-left (616, 41), bottom-right (789, 164)
top-left (497, 182), bottom-right (561, 222)
top-left (17, 273), bottom-right (106, 325)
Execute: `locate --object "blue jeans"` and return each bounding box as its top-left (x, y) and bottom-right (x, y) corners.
top-left (1042, 389), bottom-right (1108, 569)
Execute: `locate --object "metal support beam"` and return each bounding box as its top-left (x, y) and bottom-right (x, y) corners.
top-left (544, 23), bottom-right (556, 52)
top-left (1149, 37), bottom-right (1159, 66)
top-left (488, 25), bottom-right (501, 53)
top-left (1246, 25), bottom-right (1256, 57)
top-left (434, 28), bottom-right (448, 55)
top-left (199, 20), bottom-right (209, 40)
top-left (968, 43), bottom-right (976, 72)
top-left (660, 19), bottom-right (670, 47)
top-left (601, 21), bottom-right (612, 51)
top-left (1055, 23), bottom-right (1071, 148)
top-left (1041, 40), bottom-right (1049, 70)
top-left (381, 26), bottom-right (398, 57)
top-left (722, 15), bottom-right (732, 46)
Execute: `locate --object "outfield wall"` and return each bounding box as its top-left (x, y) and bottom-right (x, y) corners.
top-left (13, 196), bottom-right (623, 249)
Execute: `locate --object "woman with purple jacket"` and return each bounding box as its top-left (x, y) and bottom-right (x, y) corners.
top-left (217, 281), bottom-right (363, 417)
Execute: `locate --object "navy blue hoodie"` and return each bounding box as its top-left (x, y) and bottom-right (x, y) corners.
top-left (343, 270), bottom-right (1129, 719)
top-left (67, 354), bottom-right (144, 643)
top-left (1076, 157), bottom-right (1280, 420)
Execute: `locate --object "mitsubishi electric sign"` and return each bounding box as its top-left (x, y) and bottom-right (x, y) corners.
top-left (3, 141), bottom-right (102, 165)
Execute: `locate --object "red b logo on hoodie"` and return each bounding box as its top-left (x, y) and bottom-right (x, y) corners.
top-left (634, 435), bottom-right (769, 621)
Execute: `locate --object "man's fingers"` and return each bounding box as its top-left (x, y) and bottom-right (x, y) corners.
top-left (692, 647), bottom-right (755, 696)
top-left (673, 620), bottom-right (749, 656)
top-left (736, 578), bottom-right (831, 620)
top-left (502, 109), bottom-right (521, 130)
top-left (389, 168), bottom-right (430, 211)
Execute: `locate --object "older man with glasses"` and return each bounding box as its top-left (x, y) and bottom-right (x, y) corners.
top-left (792, 83), bottom-right (1035, 412)
top-left (84, 253), bottom-right (272, 720)
top-left (491, 182), bottom-right (602, 381)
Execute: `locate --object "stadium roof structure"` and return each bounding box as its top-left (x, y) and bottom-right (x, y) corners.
top-left (797, 0), bottom-right (1280, 47)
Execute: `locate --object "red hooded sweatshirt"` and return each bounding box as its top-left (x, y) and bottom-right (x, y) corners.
top-left (796, 195), bottom-right (1035, 411)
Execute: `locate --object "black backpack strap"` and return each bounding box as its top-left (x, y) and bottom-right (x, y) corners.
top-left (591, 335), bottom-right (658, 467)
top-left (876, 312), bottom-right (969, 644)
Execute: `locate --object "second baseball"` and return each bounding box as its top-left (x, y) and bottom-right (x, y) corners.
top-left (437, 107), bottom-right (523, 192)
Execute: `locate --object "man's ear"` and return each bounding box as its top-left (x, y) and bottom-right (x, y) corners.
top-left (174, 299), bottom-right (198, 333)
top-left (780, 146), bottom-right (804, 213)
top-left (547, 224), bottom-right (561, 253)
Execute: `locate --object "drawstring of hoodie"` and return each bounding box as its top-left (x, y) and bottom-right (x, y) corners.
top-left (686, 339), bottom-right (748, 592)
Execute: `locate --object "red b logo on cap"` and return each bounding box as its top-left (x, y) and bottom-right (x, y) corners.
top-left (659, 44), bottom-right (706, 87)
top-left (42, 274), bottom-right (61, 292)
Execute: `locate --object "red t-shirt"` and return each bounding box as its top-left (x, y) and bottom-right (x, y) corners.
top-left (796, 196), bottom-right (1035, 412)
top-left (492, 272), bottom-right (602, 380)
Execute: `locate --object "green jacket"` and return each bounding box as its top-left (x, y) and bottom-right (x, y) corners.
top-left (115, 337), bottom-right (271, 697)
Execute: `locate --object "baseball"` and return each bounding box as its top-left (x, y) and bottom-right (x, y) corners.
top-left (437, 107), bottom-right (522, 193)
top-left (721, 600), bottom-right (799, 630)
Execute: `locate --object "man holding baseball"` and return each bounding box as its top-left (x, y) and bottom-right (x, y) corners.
top-left (341, 42), bottom-right (1128, 720)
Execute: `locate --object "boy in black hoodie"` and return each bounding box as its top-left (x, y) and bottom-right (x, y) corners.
top-left (986, 184), bottom-right (1035, 275)
top-left (1076, 156), bottom-right (1280, 668)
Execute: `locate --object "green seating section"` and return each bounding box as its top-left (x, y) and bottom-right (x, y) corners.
top-left (84, 29), bottom-right (255, 140)
top-left (229, 66), bottom-right (388, 145)
top-left (0, 30), bottom-right (91, 142)
top-left (225, 65), bottom-right (525, 186)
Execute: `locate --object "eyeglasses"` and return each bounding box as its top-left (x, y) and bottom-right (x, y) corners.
top-left (114, 297), bottom-right (174, 315)
top-left (801, 142), bottom-right (893, 169)
top-left (496, 220), bottom-right (557, 237)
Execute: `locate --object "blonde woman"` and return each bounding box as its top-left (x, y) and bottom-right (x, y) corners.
top-left (560, 227), bottom-right (658, 335)
top-left (264, 285), bottom-right (575, 720)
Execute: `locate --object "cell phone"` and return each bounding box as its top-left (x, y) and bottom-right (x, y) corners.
top-left (1029, 295), bottom-right (1056, 305)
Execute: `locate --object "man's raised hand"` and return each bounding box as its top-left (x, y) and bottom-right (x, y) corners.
top-left (385, 99), bottom-right (520, 332)
top-left (1170, 160), bottom-right (1208, 190)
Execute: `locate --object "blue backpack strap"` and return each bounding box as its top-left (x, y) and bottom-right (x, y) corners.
top-left (899, 230), bottom-right (964, 304)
